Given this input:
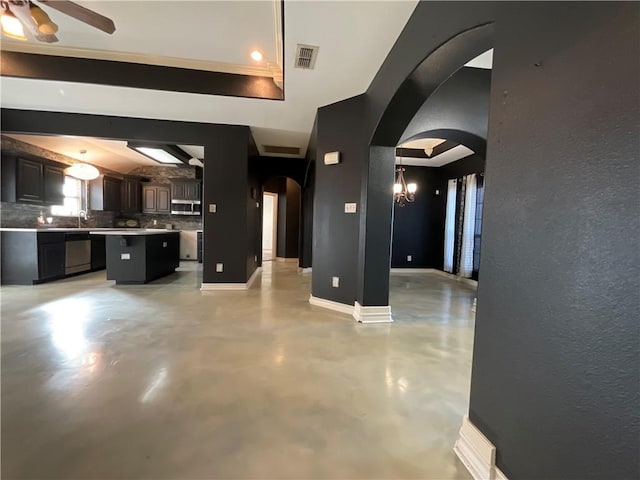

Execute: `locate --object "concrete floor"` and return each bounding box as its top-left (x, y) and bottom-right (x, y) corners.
top-left (1, 262), bottom-right (475, 479)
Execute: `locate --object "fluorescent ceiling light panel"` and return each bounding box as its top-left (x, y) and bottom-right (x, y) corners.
top-left (135, 147), bottom-right (183, 164)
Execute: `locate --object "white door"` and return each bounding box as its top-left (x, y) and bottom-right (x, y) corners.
top-left (262, 193), bottom-right (278, 261)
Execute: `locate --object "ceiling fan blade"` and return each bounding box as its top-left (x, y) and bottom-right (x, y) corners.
top-left (35, 31), bottom-right (59, 43)
top-left (38, 0), bottom-right (115, 34)
top-left (7, 2), bottom-right (58, 43)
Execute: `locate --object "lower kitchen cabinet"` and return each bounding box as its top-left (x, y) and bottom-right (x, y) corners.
top-left (91, 235), bottom-right (107, 270)
top-left (142, 185), bottom-right (171, 214)
top-left (1, 231), bottom-right (65, 285)
top-left (38, 242), bottom-right (66, 280)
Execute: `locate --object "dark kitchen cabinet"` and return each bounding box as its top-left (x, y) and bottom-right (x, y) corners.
top-left (17, 158), bottom-right (44, 203)
top-left (142, 185), bottom-right (171, 214)
top-left (43, 165), bottom-right (65, 205)
top-left (1, 154), bottom-right (66, 206)
top-left (91, 234), bottom-right (106, 270)
top-left (121, 177), bottom-right (141, 213)
top-left (171, 179), bottom-right (201, 201)
top-left (91, 175), bottom-right (122, 211)
top-left (197, 231), bottom-right (203, 263)
top-left (37, 233), bottom-right (66, 281)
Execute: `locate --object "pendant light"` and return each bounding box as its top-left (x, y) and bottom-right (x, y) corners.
top-left (66, 150), bottom-right (100, 181)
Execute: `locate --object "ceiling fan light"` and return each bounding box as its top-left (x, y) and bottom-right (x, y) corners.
top-left (1, 9), bottom-right (26, 40)
top-left (30, 4), bottom-right (58, 34)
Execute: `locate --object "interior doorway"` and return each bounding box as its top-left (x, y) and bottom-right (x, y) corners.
top-left (262, 192), bottom-right (278, 261)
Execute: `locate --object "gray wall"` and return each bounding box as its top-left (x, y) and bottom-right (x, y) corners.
top-left (313, 1), bottom-right (640, 477)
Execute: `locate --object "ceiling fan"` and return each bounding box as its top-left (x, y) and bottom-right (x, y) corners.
top-left (0, 0), bottom-right (115, 43)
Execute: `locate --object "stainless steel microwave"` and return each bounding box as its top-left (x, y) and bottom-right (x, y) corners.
top-left (171, 199), bottom-right (201, 215)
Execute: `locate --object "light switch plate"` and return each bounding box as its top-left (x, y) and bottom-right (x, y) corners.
top-left (216, 263), bottom-right (223, 272)
top-left (209, 204), bottom-right (217, 213)
top-left (332, 276), bottom-right (340, 288)
top-left (344, 203), bottom-right (357, 213)
top-left (163, 242), bottom-right (167, 248)
top-left (121, 253), bottom-right (130, 260)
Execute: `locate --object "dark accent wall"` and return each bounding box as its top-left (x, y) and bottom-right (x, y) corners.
top-left (391, 166), bottom-right (442, 268)
top-left (390, 155), bottom-right (486, 270)
top-left (314, 1), bottom-right (639, 478)
top-left (299, 116), bottom-right (317, 269)
top-left (400, 67), bottom-right (491, 153)
top-left (1, 51), bottom-right (283, 100)
top-left (313, 95), bottom-right (367, 305)
top-left (246, 137), bottom-right (261, 279)
top-left (1, 108), bottom-right (252, 284)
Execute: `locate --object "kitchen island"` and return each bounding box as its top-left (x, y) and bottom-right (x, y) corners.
top-left (96, 230), bottom-right (180, 285)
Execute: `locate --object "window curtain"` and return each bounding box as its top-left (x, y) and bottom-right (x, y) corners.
top-left (444, 179), bottom-right (457, 272)
top-left (459, 173), bottom-right (477, 278)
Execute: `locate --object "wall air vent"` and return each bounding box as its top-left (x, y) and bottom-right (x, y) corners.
top-left (263, 145), bottom-right (300, 155)
top-left (294, 44), bottom-right (319, 69)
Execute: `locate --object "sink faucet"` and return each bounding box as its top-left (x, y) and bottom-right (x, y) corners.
top-left (78, 210), bottom-right (87, 228)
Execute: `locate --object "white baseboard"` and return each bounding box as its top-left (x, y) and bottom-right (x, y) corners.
top-left (246, 267), bottom-right (262, 288)
top-left (453, 416), bottom-right (508, 480)
top-left (390, 268), bottom-right (434, 274)
top-left (309, 295), bottom-right (354, 315)
top-left (276, 257), bottom-right (298, 263)
top-left (299, 267), bottom-right (312, 274)
top-left (353, 301), bottom-right (393, 323)
top-left (200, 267), bottom-right (262, 291)
top-left (391, 268), bottom-right (478, 287)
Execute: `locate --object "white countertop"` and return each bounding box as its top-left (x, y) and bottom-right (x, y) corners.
top-left (1, 228), bottom-right (181, 234)
top-left (92, 229), bottom-right (181, 236)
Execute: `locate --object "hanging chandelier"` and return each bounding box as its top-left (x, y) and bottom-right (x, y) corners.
top-left (394, 163), bottom-right (417, 207)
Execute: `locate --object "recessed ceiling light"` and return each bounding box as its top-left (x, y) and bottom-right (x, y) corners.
top-left (135, 147), bottom-right (183, 164)
top-left (250, 50), bottom-right (263, 62)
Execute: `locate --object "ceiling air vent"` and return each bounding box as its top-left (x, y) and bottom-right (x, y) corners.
top-left (295, 44), bottom-right (319, 69)
top-left (263, 145), bottom-right (300, 155)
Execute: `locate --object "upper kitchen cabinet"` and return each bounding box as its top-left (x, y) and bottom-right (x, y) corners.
top-left (121, 176), bottom-right (142, 213)
top-left (142, 184), bottom-right (171, 214)
top-left (17, 158), bottom-right (43, 203)
top-left (91, 175), bottom-right (122, 211)
top-left (171, 179), bottom-right (201, 201)
top-left (1, 154), bottom-right (65, 205)
top-left (43, 165), bottom-right (65, 205)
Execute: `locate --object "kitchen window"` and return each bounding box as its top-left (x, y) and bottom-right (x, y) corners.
top-left (51, 176), bottom-right (82, 216)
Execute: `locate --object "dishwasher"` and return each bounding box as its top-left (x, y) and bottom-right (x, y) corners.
top-left (65, 233), bottom-right (92, 275)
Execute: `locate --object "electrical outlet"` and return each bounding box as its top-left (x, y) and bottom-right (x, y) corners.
top-left (332, 276), bottom-right (340, 288)
top-left (407, 255), bottom-right (412, 262)
top-left (254, 255), bottom-right (257, 262)
top-left (216, 263), bottom-right (223, 272)
top-left (162, 242), bottom-right (167, 248)
top-left (153, 219), bottom-right (157, 225)
top-left (209, 204), bottom-right (217, 213)
top-left (344, 203), bottom-right (357, 213)
top-left (120, 253), bottom-right (130, 260)
top-left (435, 189), bottom-right (440, 195)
